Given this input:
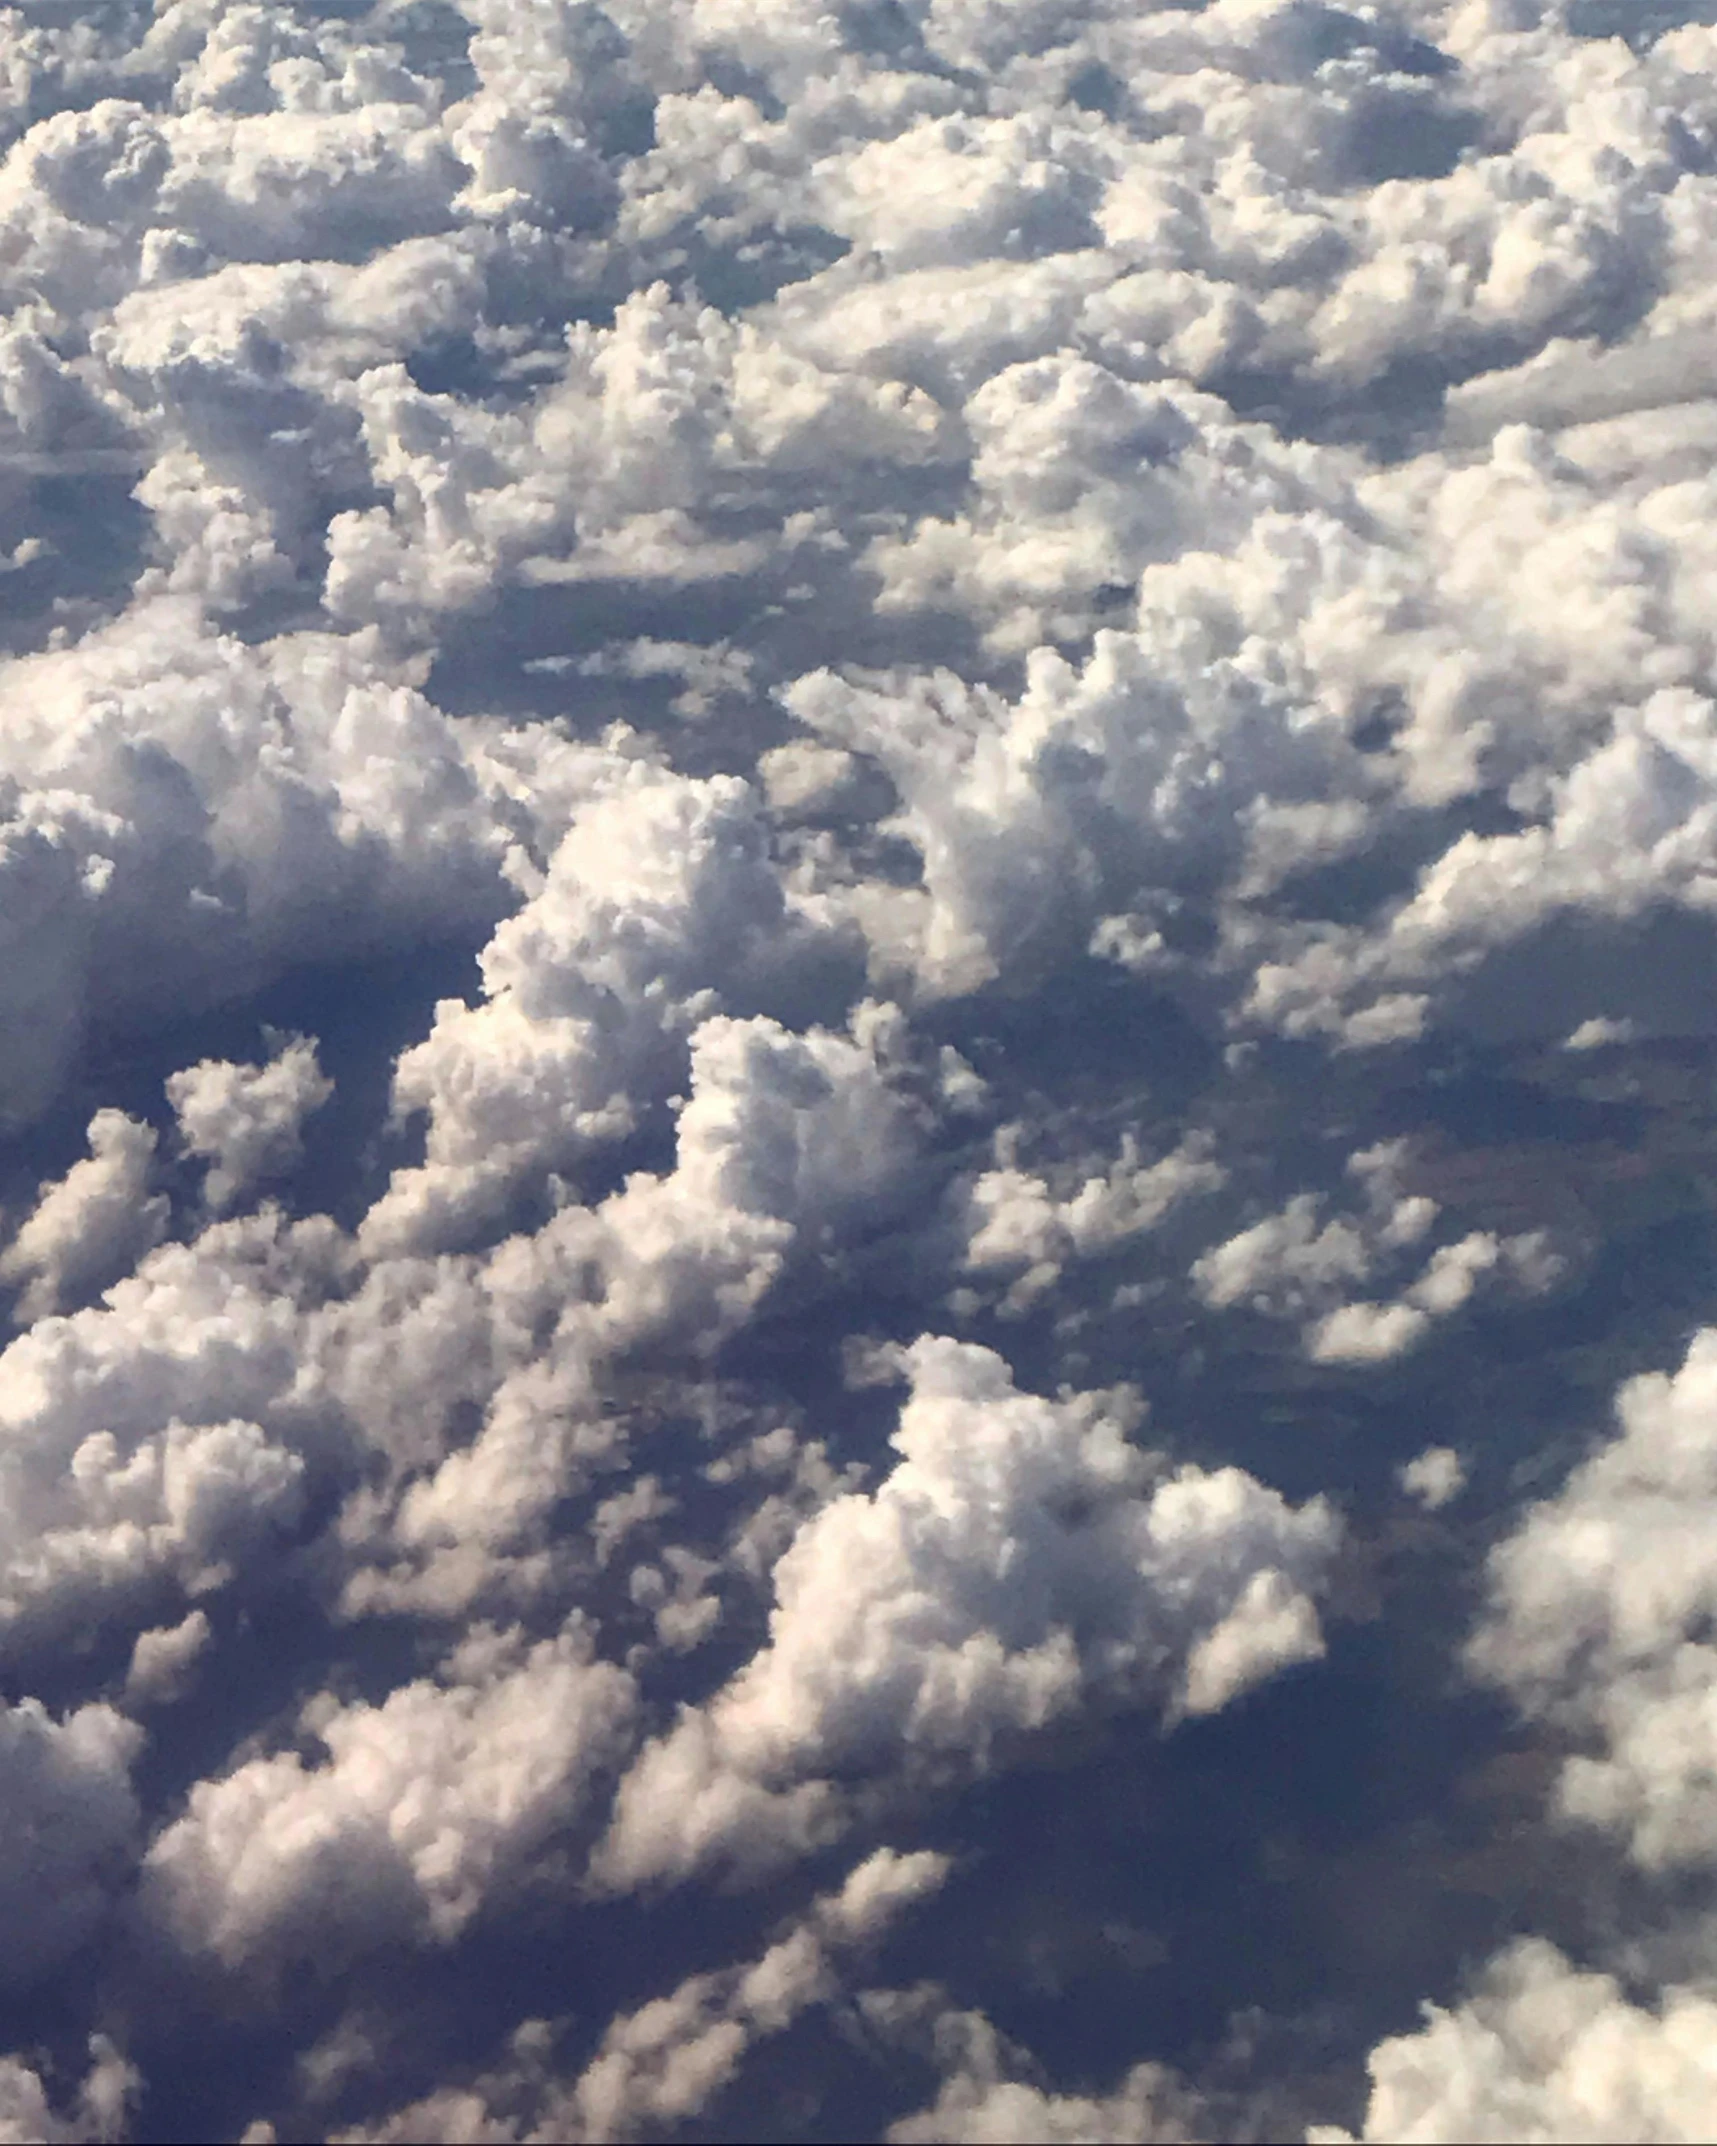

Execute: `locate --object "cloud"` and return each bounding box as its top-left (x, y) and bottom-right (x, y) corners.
top-left (877, 2000), bottom-right (1206, 2146)
top-left (1399, 1446), bottom-right (1466, 1513)
top-left (0, 1109), bottom-right (169, 1321)
top-left (1316, 1314), bottom-right (1717, 2146)
top-left (326, 1846), bottom-right (949, 2145)
top-left (167, 1032), bottom-right (333, 1212)
top-left (6, 0), bottom-right (1717, 2135)
top-left (956, 1126), bottom-right (1225, 1317)
top-left (1193, 1139), bottom-right (1564, 1365)
top-left (552, 1846), bottom-right (951, 2143)
top-left (1311, 1941), bottom-right (1717, 2146)
top-left (121, 1605), bottom-right (212, 1709)
top-left (0, 603), bottom-right (521, 1122)
top-left (0, 2038), bottom-right (140, 2146)
top-left (594, 1335), bottom-right (1336, 1890)
top-left (357, 758), bottom-right (820, 1257)
top-left (0, 1204), bottom-right (328, 1653)
top-left (140, 1620), bottom-right (635, 1972)
top-left (0, 1696), bottom-right (141, 1989)
top-left (1470, 1325), bottom-right (1717, 1876)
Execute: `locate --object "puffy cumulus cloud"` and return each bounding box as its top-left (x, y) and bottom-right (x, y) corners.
top-left (0, 2037), bottom-right (140, 2146)
top-left (0, 1205), bottom-right (342, 1653)
top-left (1193, 1193), bottom-right (1374, 1320)
top-left (1399, 1445), bottom-right (1467, 1512)
top-left (1469, 1326), bottom-right (1717, 1876)
top-left (874, 2000), bottom-right (1206, 2146)
top-left (158, 97), bottom-right (463, 271)
top-left (5, 0), bottom-right (1715, 1096)
top-left (1192, 1138), bottom-right (1563, 1364)
top-left (0, 99), bottom-right (171, 317)
top-left (0, 1170), bottom-right (631, 1663)
top-left (955, 1124), bottom-right (1225, 1317)
top-left (781, 612), bottom-right (1370, 1001)
top-left (862, 359), bottom-right (1358, 657)
top-left (1245, 682), bottom-right (1717, 1045)
top-left (449, 0), bottom-right (633, 233)
top-left (594, 1336), bottom-right (1337, 1890)
top-left (140, 1620), bottom-right (635, 1972)
top-left (358, 758), bottom-right (841, 1257)
top-left (344, 1004), bottom-right (930, 1608)
top-left (323, 276), bottom-right (958, 636)
top-left (780, 389), bottom-right (1717, 1044)
top-left (0, 1696), bottom-right (141, 1989)
top-left (817, 110), bottom-right (1106, 276)
top-left (0, 1109), bottom-right (169, 1321)
top-left (9, 0), bottom-right (1717, 2133)
top-left (122, 1604), bottom-right (212, 1709)
top-left (1310, 1940), bottom-right (1717, 2146)
top-left (167, 1032), bottom-right (333, 1212)
top-left (0, 605), bottom-right (526, 1122)
top-left (0, 982), bottom-right (926, 1663)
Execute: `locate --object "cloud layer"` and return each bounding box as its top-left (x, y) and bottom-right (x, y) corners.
top-left (5, 0), bottom-right (1717, 2140)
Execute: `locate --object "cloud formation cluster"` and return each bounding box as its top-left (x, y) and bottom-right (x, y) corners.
top-left (6, 0), bottom-right (1717, 2139)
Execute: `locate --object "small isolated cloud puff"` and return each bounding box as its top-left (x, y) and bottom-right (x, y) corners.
top-left (140, 1623), bottom-right (636, 1972)
top-left (0, 1110), bottom-right (169, 1321)
top-left (1309, 1941), bottom-right (1717, 2146)
top-left (122, 1606), bottom-right (212, 1710)
top-left (1400, 1446), bottom-right (1467, 1513)
top-left (167, 1033), bottom-right (333, 1212)
top-left (594, 1336), bottom-right (1337, 1891)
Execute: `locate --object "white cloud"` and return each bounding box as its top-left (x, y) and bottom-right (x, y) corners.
top-left (0, 2037), bottom-right (140, 2146)
top-left (326, 1846), bottom-right (949, 2145)
top-left (0, 1204), bottom-right (327, 1652)
top-left (556, 1846), bottom-right (950, 2143)
top-left (167, 1032), bottom-right (333, 1211)
top-left (872, 1998), bottom-right (1205, 2146)
top-left (1470, 1326), bottom-right (1717, 1876)
top-left (122, 1605), bottom-right (212, 1709)
top-left (8, 0), bottom-right (1717, 2129)
top-left (1196, 1143), bottom-right (1564, 1364)
top-left (0, 1110), bottom-right (169, 1321)
top-left (1305, 1298), bottom-right (1432, 1366)
top-left (357, 760), bottom-right (816, 1258)
top-left (1327, 1323), bottom-right (1717, 2146)
top-left (1399, 1446), bottom-right (1467, 1513)
top-left (140, 1621), bottom-right (636, 1970)
top-left (594, 1336), bottom-right (1336, 1890)
top-left (1193, 1194), bottom-right (1372, 1319)
top-left (958, 1127), bottom-right (1225, 1316)
top-left (1312, 1941), bottom-right (1717, 2146)
top-left (0, 604), bottom-right (523, 1122)
top-left (1565, 1015), bottom-right (1638, 1050)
